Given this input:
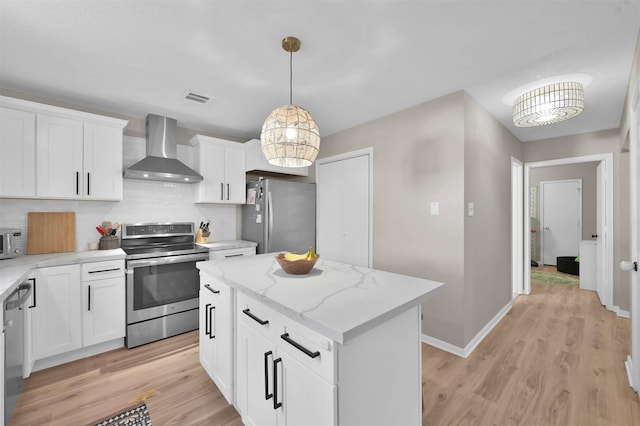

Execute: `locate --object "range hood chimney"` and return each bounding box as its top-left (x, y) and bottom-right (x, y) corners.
top-left (124, 114), bottom-right (203, 183)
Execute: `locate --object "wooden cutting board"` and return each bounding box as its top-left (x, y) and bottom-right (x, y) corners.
top-left (27, 212), bottom-right (76, 254)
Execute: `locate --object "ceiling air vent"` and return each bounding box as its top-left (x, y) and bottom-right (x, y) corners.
top-left (183, 90), bottom-right (211, 104)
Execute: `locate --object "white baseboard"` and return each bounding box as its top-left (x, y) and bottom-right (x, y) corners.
top-left (421, 300), bottom-right (513, 358)
top-left (625, 355), bottom-right (637, 393)
top-left (614, 306), bottom-right (631, 318)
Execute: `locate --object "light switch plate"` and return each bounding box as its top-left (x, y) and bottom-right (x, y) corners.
top-left (468, 202), bottom-right (474, 216)
top-left (430, 202), bottom-right (439, 215)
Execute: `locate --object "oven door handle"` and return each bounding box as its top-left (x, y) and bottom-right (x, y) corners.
top-left (126, 253), bottom-right (210, 268)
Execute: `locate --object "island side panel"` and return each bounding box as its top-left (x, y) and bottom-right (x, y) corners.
top-left (337, 305), bottom-right (422, 426)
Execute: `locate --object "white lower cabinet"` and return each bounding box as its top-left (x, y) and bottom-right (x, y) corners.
top-left (32, 264), bottom-right (82, 360)
top-left (199, 273), bottom-right (234, 404)
top-left (81, 260), bottom-right (125, 347)
top-left (28, 260), bottom-right (125, 368)
top-left (235, 292), bottom-right (336, 426)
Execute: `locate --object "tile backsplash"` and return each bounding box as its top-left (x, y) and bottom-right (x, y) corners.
top-left (0, 136), bottom-right (238, 252)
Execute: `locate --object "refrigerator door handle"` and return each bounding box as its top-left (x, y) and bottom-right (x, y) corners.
top-left (267, 191), bottom-right (274, 253)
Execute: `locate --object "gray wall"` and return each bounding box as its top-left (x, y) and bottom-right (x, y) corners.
top-left (522, 129), bottom-right (630, 312)
top-left (530, 162), bottom-right (599, 260)
top-left (317, 90), bottom-right (522, 348)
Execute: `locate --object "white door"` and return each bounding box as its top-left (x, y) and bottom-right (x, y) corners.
top-left (625, 79), bottom-right (640, 393)
top-left (540, 180), bottom-right (582, 265)
top-left (317, 150), bottom-right (371, 267)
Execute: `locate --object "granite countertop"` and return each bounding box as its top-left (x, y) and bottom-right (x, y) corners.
top-left (197, 240), bottom-right (258, 251)
top-left (198, 253), bottom-right (443, 344)
top-left (0, 249), bottom-right (126, 301)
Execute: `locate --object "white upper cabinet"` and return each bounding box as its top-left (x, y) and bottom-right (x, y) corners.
top-left (244, 139), bottom-right (309, 177)
top-left (190, 135), bottom-right (246, 204)
top-left (0, 107), bottom-right (36, 197)
top-left (0, 96), bottom-right (128, 200)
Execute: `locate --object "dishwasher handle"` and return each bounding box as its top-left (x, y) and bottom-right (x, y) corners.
top-left (5, 282), bottom-right (33, 310)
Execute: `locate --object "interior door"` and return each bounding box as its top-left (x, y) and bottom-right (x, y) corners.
top-left (540, 180), bottom-right (582, 265)
top-left (317, 151), bottom-right (371, 267)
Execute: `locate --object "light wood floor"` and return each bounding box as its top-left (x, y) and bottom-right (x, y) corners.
top-left (10, 281), bottom-right (640, 425)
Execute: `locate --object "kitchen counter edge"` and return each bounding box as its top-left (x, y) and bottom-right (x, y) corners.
top-left (0, 249), bottom-right (126, 301)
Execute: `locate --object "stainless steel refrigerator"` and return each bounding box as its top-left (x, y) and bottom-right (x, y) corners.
top-left (242, 179), bottom-right (316, 254)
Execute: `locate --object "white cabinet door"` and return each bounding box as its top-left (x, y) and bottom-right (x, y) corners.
top-left (36, 114), bottom-right (84, 199)
top-left (225, 146), bottom-right (246, 204)
top-left (83, 123), bottom-right (123, 200)
top-left (199, 276), bottom-right (234, 404)
top-left (0, 107), bottom-right (36, 197)
top-left (82, 277), bottom-right (125, 346)
top-left (237, 321), bottom-right (277, 426)
top-left (32, 264), bottom-right (82, 360)
top-left (276, 348), bottom-right (336, 426)
top-left (191, 135), bottom-right (246, 204)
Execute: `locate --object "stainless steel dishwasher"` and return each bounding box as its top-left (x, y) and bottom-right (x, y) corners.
top-left (4, 281), bottom-right (32, 424)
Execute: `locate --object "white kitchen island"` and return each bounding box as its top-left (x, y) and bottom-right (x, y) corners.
top-left (197, 253), bottom-right (443, 426)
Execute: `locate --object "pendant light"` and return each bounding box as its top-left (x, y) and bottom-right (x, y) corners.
top-left (261, 36), bottom-right (320, 168)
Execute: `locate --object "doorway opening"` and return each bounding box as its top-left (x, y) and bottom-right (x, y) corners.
top-left (519, 153), bottom-right (614, 312)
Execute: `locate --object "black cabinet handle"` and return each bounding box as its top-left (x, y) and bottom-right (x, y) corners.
top-left (227, 183), bottom-right (230, 200)
top-left (87, 172), bottom-right (90, 195)
top-left (273, 357), bottom-right (283, 409)
top-left (28, 277), bottom-right (36, 309)
top-left (242, 308), bottom-right (269, 325)
top-left (76, 171), bottom-right (80, 195)
top-left (88, 285), bottom-right (91, 311)
top-left (224, 253), bottom-right (244, 258)
top-left (264, 351), bottom-right (273, 401)
top-left (204, 284), bottom-right (220, 294)
top-left (280, 333), bottom-right (320, 358)
top-left (205, 303), bottom-right (211, 337)
top-left (88, 268), bottom-right (121, 274)
top-left (209, 305), bottom-right (215, 339)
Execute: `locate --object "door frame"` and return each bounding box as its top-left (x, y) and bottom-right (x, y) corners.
top-left (539, 178), bottom-right (583, 266)
top-left (511, 157), bottom-right (524, 298)
top-left (316, 147), bottom-right (374, 267)
top-left (521, 153), bottom-right (613, 304)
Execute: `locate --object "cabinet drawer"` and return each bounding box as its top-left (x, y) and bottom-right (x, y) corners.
top-left (200, 273), bottom-right (233, 306)
top-left (210, 247), bottom-right (256, 259)
top-left (236, 291), bottom-right (278, 342)
top-left (81, 259), bottom-right (124, 281)
top-left (277, 313), bottom-right (336, 384)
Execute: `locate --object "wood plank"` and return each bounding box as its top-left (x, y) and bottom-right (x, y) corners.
top-left (27, 212), bottom-right (76, 254)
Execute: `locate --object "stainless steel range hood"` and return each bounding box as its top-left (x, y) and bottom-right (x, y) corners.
top-left (124, 114), bottom-right (203, 183)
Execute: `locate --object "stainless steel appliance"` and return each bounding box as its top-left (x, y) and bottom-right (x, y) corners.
top-left (4, 281), bottom-right (32, 424)
top-left (0, 228), bottom-right (24, 260)
top-left (122, 222), bottom-right (209, 348)
top-left (241, 179), bottom-right (316, 254)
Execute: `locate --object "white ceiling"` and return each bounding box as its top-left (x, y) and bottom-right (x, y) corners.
top-left (1, 1), bottom-right (639, 143)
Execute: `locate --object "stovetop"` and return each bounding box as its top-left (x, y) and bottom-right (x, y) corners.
top-left (121, 222), bottom-right (209, 260)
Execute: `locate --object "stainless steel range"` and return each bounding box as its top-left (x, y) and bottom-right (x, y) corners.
top-left (121, 222), bottom-right (209, 348)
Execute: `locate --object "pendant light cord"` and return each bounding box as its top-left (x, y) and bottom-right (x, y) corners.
top-left (289, 49), bottom-right (293, 105)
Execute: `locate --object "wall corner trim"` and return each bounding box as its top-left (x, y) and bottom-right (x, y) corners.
top-left (614, 306), bottom-right (631, 318)
top-left (421, 300), bottom-right (513, 359)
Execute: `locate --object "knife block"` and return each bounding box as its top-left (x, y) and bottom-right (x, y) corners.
top-left (195, 228), bottom-right (209, 244)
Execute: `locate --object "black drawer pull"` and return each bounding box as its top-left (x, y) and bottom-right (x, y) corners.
top-left (205, 303), bottom-right (212, 337)
top-left (242, 308), bottom-right (269, 325)
top-left (280, 333), bottom-right (320, 358)
top-left (204, 284), bottom-right (220, 294)
top-left (224, 253), bottom-right (244, 258)
top-left (88, 268), bottom-right (121, 274)
top-left (273, 357), bottom-right (283, 410)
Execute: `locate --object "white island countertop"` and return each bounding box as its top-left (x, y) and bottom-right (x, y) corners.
top-left (198, 253), bottom-right (443, 343)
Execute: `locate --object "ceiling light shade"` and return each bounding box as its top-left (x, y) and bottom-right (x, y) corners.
top-left (512, 81), bottom-right (584, 127)
top-left (261, 36), bottom-right (320, 168)
top-left (261, 104), bottom-right (320, 167)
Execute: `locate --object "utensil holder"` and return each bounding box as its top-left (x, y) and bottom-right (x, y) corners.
top-left (99, 236), bottom-right (119, 250)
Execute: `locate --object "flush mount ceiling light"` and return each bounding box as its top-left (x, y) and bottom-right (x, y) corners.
top-left (261, 36), bottom-right (320, 168)
top-left (512, 81), bottom-right (585, 127)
